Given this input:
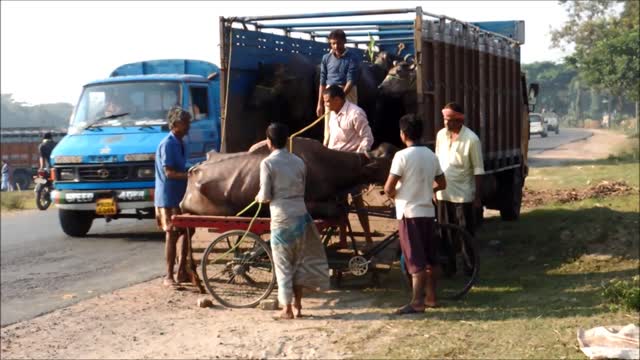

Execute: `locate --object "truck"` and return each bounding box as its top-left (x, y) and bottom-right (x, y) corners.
top-left (51, 7), bottom-right (537, 237)
top-left (0, 128), bottom-right (66, 190)
top-left (218, 8), bottom-right (537, 221)
top-left (50, 60), bottom-right (221, 236)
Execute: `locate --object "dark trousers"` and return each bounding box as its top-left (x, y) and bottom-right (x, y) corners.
top-left (436, 201), bottom-right (476, 275)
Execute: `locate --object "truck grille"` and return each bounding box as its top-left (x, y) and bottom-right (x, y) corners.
top-left (78, 166), bottom-right (130, 181)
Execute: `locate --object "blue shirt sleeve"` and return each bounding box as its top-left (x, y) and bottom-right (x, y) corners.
top-left (346, 52), bottom-right (360, 83)
top-left (162, 141), bottom-right (183, 170)
top-left (319, 54), bottom-right (328, 86)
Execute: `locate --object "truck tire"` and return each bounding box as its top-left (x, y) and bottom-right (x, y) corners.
top-left (12, 170), bottom-right (31, 190)
top-left (59, 209), bottom-right (94, 237)
top-left (499, 169), bottom-right (523, 221)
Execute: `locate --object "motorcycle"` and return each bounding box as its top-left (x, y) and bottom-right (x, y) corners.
top-left (34, 169), bottom-right (53, 210)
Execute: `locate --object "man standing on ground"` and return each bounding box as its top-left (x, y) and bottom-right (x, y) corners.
top-left (155, 107), bottom-right (192, 288)
top-left (1, 160), bottom-right (13, 192)
top-left (435, 102), bottom-right (484, 273)
top-left (316, 29), bottom-right (361, 146)
top-left (384, 114), bottom-right (446, 314)
top-left (256, 123), bottom-right (329, 319)
top-left (322, 85), bottom-right (374, 247)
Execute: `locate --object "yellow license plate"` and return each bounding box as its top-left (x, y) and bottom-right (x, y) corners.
top-left (96, 198), bottom-right (117, 215)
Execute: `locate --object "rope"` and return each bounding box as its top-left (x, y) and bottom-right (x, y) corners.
top-left (235, 199), bottom-right (257, 217)
top-left (288, 113), bottom-right (325, 153)
top-left (210, 202), bottom-right (263, 266)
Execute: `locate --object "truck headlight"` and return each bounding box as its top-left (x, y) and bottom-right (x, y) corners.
top-left (59, 169), bottom-right (76, 180)
top-left (136, 167), bottom-right (155, 178)
top-left (55, 156), bottom-right (82, 164)
top-left (125, 153), bottom-right (155, 161)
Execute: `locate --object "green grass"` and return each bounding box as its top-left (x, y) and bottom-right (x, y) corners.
top-left (345, 161), bottom-right (640, 359)
top-left (0, 191), bottom-right (37, 212)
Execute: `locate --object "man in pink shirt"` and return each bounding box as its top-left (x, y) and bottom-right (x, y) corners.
top-left (322, 85), bottom-right (374, 248)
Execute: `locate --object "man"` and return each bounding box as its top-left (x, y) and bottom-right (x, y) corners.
top-left (38, 132), bottom-right (57, 170)
top-left (316, 29), bottom-right (361, 146)
top-left (255, 123), bottom-right (329, 320)
top-left (1, 160), bottom-right (14, 192)
top-left (322, 85), bottom-right (374, 247)
top-left (384, 114), bottom-right (446, 314)
top-left (155, 107), bottom-right (193, 288)
top-left (435, 102), bottom-right (484, 273)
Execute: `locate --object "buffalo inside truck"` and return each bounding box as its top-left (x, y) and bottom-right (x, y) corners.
top-left (219, 7), bottom-right (538, 221)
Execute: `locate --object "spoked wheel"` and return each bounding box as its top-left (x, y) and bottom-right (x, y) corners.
top-left (35, 185), bottom-right (52, 210)
top-left (436, 223), bottom-right (479, 300)
top-left (200, 230), bottom-right (276, 308)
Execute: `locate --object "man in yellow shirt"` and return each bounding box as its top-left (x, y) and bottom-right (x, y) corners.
top-left (435, 102), bottom-right (484, 273)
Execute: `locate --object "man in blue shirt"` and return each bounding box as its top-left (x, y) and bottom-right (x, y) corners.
top-left (155, 107), bottom-right (192, 288)
top-left (316, 29), bottom-right (361, 146)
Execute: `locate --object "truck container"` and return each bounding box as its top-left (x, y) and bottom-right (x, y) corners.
top-left (218, 7), bottom-right (537, 221)
top-left (50, 59), bottom-right (221, 236)
top-left (0, 128), bottom-right (66, 190)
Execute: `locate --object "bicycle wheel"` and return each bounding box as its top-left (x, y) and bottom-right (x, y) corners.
top-left (200, 230), bottom-right (276, 308)
top-left (436, 223), bottom-right (479, 300)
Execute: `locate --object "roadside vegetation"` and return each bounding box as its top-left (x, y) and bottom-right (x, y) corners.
top-left (0, 191), bottom-right (37, 212)
top-left (346, 153), bottom-right (639, 359)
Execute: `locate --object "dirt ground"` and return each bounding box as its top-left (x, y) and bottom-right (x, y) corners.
top-left (0, 128), bottom-right (634, 359)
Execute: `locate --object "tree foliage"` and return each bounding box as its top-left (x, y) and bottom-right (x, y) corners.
top-left (1, 94), bottom-right (73, 129)
top-left (551, 0), bottom-right (639, 101)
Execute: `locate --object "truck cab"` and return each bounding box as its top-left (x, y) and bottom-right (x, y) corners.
top-left (50, 59), bottom-right (220, 237)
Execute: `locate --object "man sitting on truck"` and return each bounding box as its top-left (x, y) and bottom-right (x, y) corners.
top-left (38, 132), bottom-right (57, 170)
top-left (155, 107), bottom-right (193, 288)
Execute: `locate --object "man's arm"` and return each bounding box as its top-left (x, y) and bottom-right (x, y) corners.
top-left (344, 54), bottom-right (359, 95)
top-left (255, 160), bottom-right (272, 203)
top-left (353, 111), bottom-right (374, 152)
top-left (469, 138), bottom-right (485, 207)
top-left (433, 174), bottom-right (446, 193)
top-left (316, 56), bottom-right (328, 117)
top-left (164, 166), bottom-right (188, 180)
top-left (384, 174), bottom-right (400, 199)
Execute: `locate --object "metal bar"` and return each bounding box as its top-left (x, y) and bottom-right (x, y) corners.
top-left (255, 19), bottom-right (414, 28)
top-left (289, 24), bottom-right (413, 32)
top-left (312, 29), bottom-right (414, 36)
top-left (420, 11), bottom-right (521, 45)
top-left (414, 7), bottom-right (426, 142)
top-left (348, 37), bottom-right (415, 44)
top-left (237, 8), bottom-right (417, 22)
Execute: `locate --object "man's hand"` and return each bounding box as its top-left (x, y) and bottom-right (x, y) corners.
top-left (316, 103), bottom-right (325, 117)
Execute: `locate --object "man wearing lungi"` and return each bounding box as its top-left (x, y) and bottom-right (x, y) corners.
top-left (384, 114), bottom-right (447, 314)
top-left (256, 123), bottom-right (330, 319)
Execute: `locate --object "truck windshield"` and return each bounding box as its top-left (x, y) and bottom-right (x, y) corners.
top-left (529, 114), bottom-right (542, 123)
top-left (70, 82), bottom-right (181, 129)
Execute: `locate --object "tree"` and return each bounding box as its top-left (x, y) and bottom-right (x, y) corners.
top-left (551, 0), bottom-right (639, 127)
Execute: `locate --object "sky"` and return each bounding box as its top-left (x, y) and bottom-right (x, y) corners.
top-left (1, 1), bottom-right (572, 106)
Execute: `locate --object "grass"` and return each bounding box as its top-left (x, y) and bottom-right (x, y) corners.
top-left (0, 191), bottom-right (37, 212)
top-left (345, 159), bottom-right (640, 359)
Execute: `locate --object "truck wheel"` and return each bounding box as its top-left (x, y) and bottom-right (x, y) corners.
top-left (555, 128), bottom-right (559, 134)
top-left (499, 169), bottom-right (523, 221)
top-left (12, 170), bottom-right (31, 190)
top-left (59, 209), bottom-right (94, 237)
top-left (541, 132), bottom-right (548, 138)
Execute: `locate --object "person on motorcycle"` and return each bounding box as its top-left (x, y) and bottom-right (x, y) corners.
top-left (38, 132), bottom-right (57, 170)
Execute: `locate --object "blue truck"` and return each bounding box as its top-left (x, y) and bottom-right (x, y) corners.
top-left (51, 7), bottom-right (535, 237)
top-left (50, 60), bottom-right (221, 236)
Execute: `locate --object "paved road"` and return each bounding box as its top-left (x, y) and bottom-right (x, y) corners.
top-left (528, 128), bottom-right (592, 157)
top-left (1, 210), bottom-right (164, 326)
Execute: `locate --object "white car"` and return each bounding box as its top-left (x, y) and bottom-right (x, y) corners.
top-left (545, 113), bottom-right (560, 134)
top-left (529, 113), bottom-right (547, 137)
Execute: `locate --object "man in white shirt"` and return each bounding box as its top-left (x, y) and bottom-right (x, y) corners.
top-left (384, 114), bottom-right (446, 314)
top-left (435, 102), bottom-right (484, 236)
top-left (323, 85), bottom-right (374, 248)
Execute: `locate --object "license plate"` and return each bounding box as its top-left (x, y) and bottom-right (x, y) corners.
top-left (96, 198), bottom-right (117, 215)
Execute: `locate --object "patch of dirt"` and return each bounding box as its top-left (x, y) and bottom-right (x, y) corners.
top-left (522, 180), bottom-right (638, 209)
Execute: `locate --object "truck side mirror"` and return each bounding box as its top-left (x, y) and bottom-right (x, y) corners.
top-left (207, 72), bottom-right (218, 81)
top-left (528, 83), bottom-right (539, 112)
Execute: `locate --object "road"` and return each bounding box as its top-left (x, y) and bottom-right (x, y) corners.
top-left (0, 128), bottom-right (596, 327)
top-left (1, 210), bottom-right (164, 326)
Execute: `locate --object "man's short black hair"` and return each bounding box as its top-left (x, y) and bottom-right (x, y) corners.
top-left (266, 122), bottom-right (289, 149)
top-left (399, 114), bottom-right (423, 141)
top-left (444, 102), bottom-right (464, 114)
top-left (43, 132), bottom-right (52, 140)
top-left (322, 85), bottom-right (345, 100)
top-left (328, 29), bottom-right (346, 42)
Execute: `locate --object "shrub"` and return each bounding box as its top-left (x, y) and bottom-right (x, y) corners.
top-left (602, 275), bottom-right (640, 312)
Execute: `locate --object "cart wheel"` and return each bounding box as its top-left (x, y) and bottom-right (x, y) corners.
top-left (200, 230), bottom-right (276, 308)
top-left (436, 223), bottom-right (479, 300)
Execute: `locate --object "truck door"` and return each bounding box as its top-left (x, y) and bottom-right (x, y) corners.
top-left (186, 84), bottom-right (215, 166)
